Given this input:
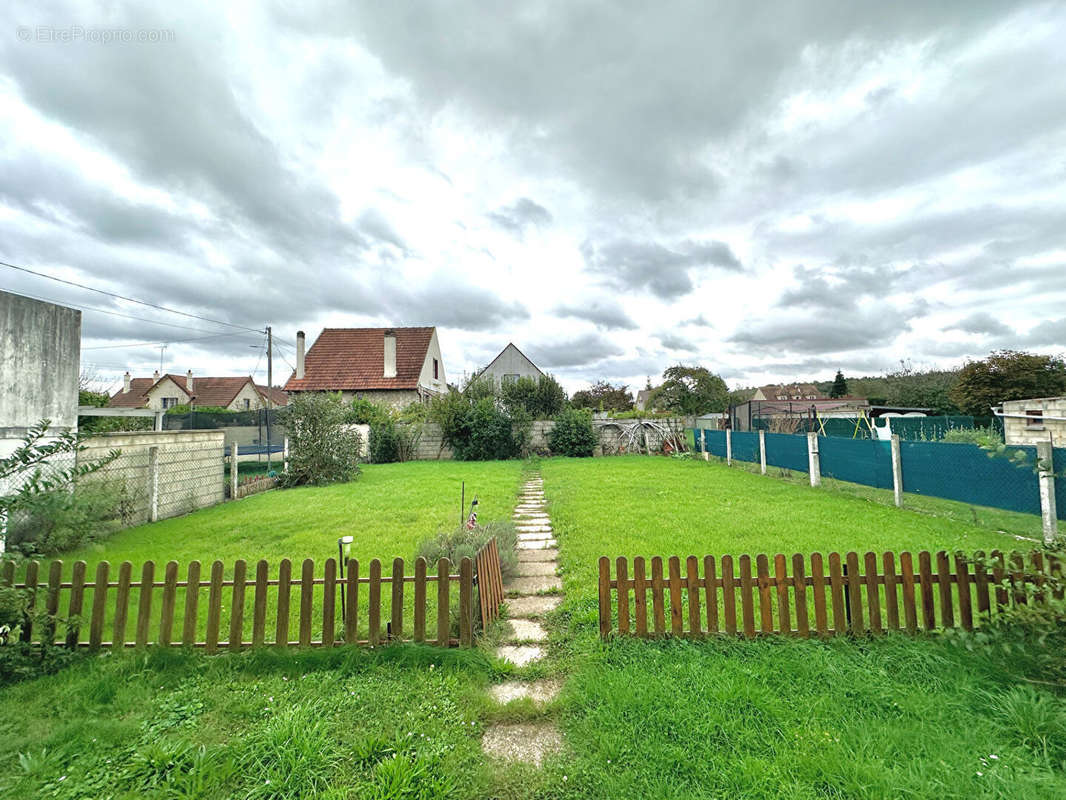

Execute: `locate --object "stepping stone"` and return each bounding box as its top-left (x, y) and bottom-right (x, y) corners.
top-left (488, 678), bottom-right (562, 705)
top-left (482, 723), bottom-right (562, 767)
top-left (515, 561), bottom-right (557, 577)
top-left (495, 644), bottom-right (544, 666)
top-left (514, 514), bottom-right (550, 521)
top-left (517, 538), bottom-right (557, 550)
top-left (516, 525), bottom-right (553, 533)
top-left (517, 535), bottom-right (553, 545)
top-left (507, 595), bottom-right (562, 616)
top-left (507, 575), bottom-right (563, 594)
top-left (506, 618), bottom-right (548, 642)
top-left (517, 548), bottom-right (558, 562)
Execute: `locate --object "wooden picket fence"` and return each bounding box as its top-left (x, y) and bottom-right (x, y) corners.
top-left (598, 550), bottom-right (1063, 639)
top-left (474, 537), bottom-right (505, 630)
top-left (2, 544), bottom-right (505, 651)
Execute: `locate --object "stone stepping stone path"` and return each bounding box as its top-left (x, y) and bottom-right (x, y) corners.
top-left (482, 473), bottom-right (564, 767)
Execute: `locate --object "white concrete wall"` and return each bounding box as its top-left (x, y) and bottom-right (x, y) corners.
top-left (226, 382), bottom-right (266, 411)
top-left (1003, 397), bottom-right (1066, 445)
top-left (79, 430), bottom-right (225, 525)
top-left (0, 292), bottom-right (81, 517)
top-left (339, 389), bottom-right (423, 409)
top-left (143, 377), bottom-right (190, 409)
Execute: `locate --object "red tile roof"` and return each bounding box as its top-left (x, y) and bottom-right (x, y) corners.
top-left (284, 327), bottom-right (435, 391)
top-left (108, 374), bottom-right (264, 408)
top-left (107, 377), bottom-right (157, 407)
top-left (256, 385), bottom-right (289, 406)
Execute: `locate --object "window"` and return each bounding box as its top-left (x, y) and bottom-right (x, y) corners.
top-left (1026, 409), bottom-right (1044, 428)
top-left (161, 397), bottom-right (179, 409)
top-left (433, 358), bottom-right (439, 380)
top-left (243, 398), bottom-right (251, 410)
top-left (503, 374), bottom-right (520, 384)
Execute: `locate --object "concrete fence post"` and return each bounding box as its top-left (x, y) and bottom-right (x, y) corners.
top-left (890, 434), bottom-right (904, 508)
top-left (702, 428), bottom-right (710, 461)
top-left (230, 443), bottom-right (239, 500)
top-left (807, 432), bottom-right (821, 487)
top-left (1036, 439), bottom-right (1058, 546)
top-left (148, 446), bottom-right (159, 522)
top-left (283, 436), bottom-right (290, 471)
top-left (153, 411), bottom-right (164, 431)
top-left (725, 428), bottom-right (733, 466)
top-left (759, 430), bottom-right (767, 475)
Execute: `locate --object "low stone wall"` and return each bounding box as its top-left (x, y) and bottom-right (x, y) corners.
top-left (79, 430), bottom-right (225, 525)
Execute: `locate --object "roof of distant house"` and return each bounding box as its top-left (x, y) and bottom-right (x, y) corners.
top-left (108, 374), bottom-right (271, 408)
top-left (284, 327), bottom-right (436, 392)
top-left (255, 385), bottom-right (289, 406)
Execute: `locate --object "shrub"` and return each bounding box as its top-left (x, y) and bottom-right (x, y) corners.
top-left (415, 520), bottom-right (518, 580)
top-left (941, 426), bottom-right (1003, 446)
top-left (280, 393), bottom-right (362, 486)
top-left (429, 391), bottom-right (530, 461)
top-left (350, 398), bottom-right (424, 463)
top-left (5, 481), bottom-right (124, 555)
top-left (503, 375), bottom-right (568, 418)
top-left (548, 407), bottom-right (598, 457)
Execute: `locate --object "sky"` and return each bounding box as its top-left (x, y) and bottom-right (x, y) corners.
top-left (1, 1), bottom-right (1065, 396)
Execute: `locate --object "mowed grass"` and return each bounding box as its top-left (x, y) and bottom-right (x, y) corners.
top-left (531, 456), bottom-right (1066, 799)
top-left (59, 459), bottom-right (524, 570)
top-left (541, 455), bottom-right (1024, 610)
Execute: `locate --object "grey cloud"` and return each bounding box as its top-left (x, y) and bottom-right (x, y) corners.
top-left (527, 334), bottom-right (624, 368)
top-left (487, 198), bottom-right (553, 235)
top-left (729, 307), bottom-right (914, 354)
top-left (554, 300), bottom-right (637, 330)
top-left (948, 312), bottom-right (1013, 337)
top-left (582, 238), bottom-right (741, 299)
top-left (1017, 318), bottom-right (1066, 350)
top-left (658, 333), bottom-right (698, 352)
top-left (389, 280), bottom-right (529, 332)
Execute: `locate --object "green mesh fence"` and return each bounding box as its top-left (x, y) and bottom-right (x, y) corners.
top-left (693, 429), bottom-right (1063, 519)
top-left (819, 437), bottom-right (894, 489)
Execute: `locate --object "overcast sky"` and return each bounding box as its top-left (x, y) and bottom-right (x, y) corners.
top-left (2, 2), bottom-right (1065, 395)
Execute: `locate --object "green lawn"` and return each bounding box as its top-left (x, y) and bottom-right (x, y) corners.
top-left (63, 459), bottom-right (524, 570)
top-left (3, 456), bottom-right (1064, 799)
top-left (538, 456), bottom-right (1066, 799)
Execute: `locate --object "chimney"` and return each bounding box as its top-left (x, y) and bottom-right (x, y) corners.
top-left (153, 369), bottom-right (159, 381)
top-left (186, 369), bottom-right (194, 393)
top-left (383, 329), bottom-right (397, 378)
top-left (296, 330), bottom-right (306, 380)
top-left (123, 371), bottom-right (131, 393)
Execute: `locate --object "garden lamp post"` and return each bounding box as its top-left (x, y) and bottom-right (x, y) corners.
top-left (338, 535), bottom-right (353, 623)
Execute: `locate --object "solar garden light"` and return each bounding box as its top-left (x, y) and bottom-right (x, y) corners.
top-left (338, 535), bottom-right (354, 623)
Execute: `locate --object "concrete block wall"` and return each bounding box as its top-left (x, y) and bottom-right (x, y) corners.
top-left (1003, 397), bottom-right (1066, 445)
top-left (78, 430), bottom-right (225, 525)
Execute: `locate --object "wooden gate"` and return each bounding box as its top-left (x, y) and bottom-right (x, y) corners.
top-left (474, 537), bottom-right (505, 630)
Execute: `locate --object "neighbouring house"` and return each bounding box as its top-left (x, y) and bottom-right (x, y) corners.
top-left (1000, 396), bottom-right (1066, 445)
top-left (109, 371), bottom-right (287, 411)
top-left (283, 327), bottom-right (446, 407)
top-left (731, 383), bottom-right (869, 432)
top-left (751, 383), bottom-right (823, 401)
top-left (476, 343), bottom-right (544, 386)
top-left (635, 388), bottom-right (659, 411)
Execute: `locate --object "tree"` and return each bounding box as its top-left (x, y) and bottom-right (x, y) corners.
top-left (570, 381), bottom-right (633, 412)
top-left (830, 370), bottom-right (848, 398)
top-left (950, 350), bottom-right (1066, 416)
top-left (657, 366), bottom-right (728, 416)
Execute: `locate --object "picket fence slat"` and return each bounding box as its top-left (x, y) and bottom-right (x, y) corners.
top-left (596, 549), bottom-right (1056, 640)
top-left (1, 552), bottom-right (480, 651)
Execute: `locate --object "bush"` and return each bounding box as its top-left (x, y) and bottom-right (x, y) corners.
top-left (941, 426), bottom-right (1003, 446)
top-left (415, 520), bottom-right (518, 580)
top-left (429, 391), bottom-right (531, 461)
top-left (5, 481), bottom-right (124, 555)
top-left (503, 375), bottom-right (568, 419)
top-left (548, 407), bottom-right (598, 457)
top-left (350, 398), bottom-right (424, 463)
top-left (280, 393), bottom-right (362, 487)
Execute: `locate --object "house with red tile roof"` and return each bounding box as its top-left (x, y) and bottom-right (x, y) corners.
top-left (108, 370), bottom-right (287, 411)
top-left (283, 327), bottom-right (446, 407)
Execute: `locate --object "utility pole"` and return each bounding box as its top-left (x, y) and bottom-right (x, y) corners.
top-left (266, 326), bottom-right (272, 472)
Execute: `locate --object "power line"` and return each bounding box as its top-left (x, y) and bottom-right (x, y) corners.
top-left (1, 259), bottom-right (263, 333)
top-left (82, 331), bottom-right (260, 350)
top-left (2, 287), bottom-right (240, 335)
